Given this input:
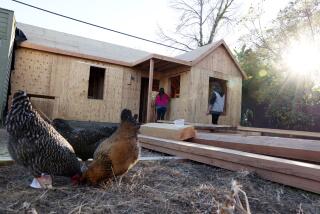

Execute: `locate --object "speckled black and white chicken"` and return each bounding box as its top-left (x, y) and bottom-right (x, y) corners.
top-left (52, 119), bottom-right (117, 161)
top-left (5, 91), bottom-right (81, 188)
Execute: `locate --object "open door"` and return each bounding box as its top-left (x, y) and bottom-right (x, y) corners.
top-left (209, 77), bottom-right (227, 115)
top-left (139, 77), bottom-right (159, 123)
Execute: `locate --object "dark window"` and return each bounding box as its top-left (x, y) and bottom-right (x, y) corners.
top-left (88, 66), bottom-right (105, 100)
top-left (170, 76), bottom-right (180, 98)
top-left (152, 79), bottom-right (160, 91)
top-left (209, 77), bottom-right (227, 115)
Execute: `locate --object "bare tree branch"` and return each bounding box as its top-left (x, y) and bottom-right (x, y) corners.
top-left (158, 26), bottom-right (195, 50)
top-left (158, 0), bottom-right (237, 49)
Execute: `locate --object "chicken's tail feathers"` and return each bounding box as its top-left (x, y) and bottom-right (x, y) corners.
top-left (52, 118), bottom-right (73, 133)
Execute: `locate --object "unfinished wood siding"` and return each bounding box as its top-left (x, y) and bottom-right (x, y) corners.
top-left (159, 67), bottom-right (191, 120)
top-left (121, 68), bottom-right (141, 113)
top-left (10, 48), bottom-right (141, 122)
top-left (11, 48), bottom-right (53, 95)
top-left (56, 61), bottom-right (124, 122)
top-left (190, 46), bottom-right (243, 126)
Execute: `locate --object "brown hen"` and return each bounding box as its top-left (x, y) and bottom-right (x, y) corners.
top-left (81, 109), bottom-right (140, 185)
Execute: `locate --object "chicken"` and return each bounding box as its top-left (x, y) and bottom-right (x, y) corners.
top-left (52, 119), bottom-right (117, 161)
top-left (5, 91), bottom-right (81, 188)
top-left (81, 109), bottom-right (140, 185)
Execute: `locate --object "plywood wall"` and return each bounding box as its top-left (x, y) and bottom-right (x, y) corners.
top-left (157, 46), bottom-right (243, 126)
top-left (11, 48), bottom-right (141, 122)
top-left (11, 49), bottom-right (53, 95)
top-left (121, 67), bottom-right (141, 112)
top-left (56, 61), bottom-right (124, 122)
top-left (159, 67), bottom-right (191, 121)
top-left (195, 46), bottom-right (243, 79)
top-left (188, 46), bottom-right (243, 126)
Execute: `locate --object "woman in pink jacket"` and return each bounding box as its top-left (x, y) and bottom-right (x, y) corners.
top-left (155, 88), bottom-right (170, 120)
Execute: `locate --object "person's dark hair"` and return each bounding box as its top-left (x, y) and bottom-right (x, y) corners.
top-left (213, 82), bottom-right (224, 96)
top-left (158, 88), bottom-right (165, 99)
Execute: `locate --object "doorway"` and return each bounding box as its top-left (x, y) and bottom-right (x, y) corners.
top-left (139, 77), bottom-right (160, 123)
top-left (208, 77), bottom-right (227, 115)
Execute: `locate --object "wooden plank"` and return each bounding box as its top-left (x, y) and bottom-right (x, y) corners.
top-left (146, 59), bottom-right (154, 123)
top-left (139, 156), bottom-right (185, 161)
top-left (140, 123), bottom-right (196, 140)
top-left (157, 120), bottom-right (234, 130)
top-left (28, 93), bottom-right (55, 99)
top-left (0, 158), bottom-right (14, 167)
top-left (237, 126), bottom-right (320, 140)
top-left (140, 142), bottom-right (320, 194)
top-left (132, 54), bottom-right (192, 67)
top-left (138, 135), bottom-right (320, 182)
top-left (192, 133), bottom-right (320, 163)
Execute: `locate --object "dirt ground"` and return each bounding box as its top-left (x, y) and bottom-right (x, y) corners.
top-left (0, 158), bottom-right (319, 214)
top-left (0, 128), bottom-right (320, 213)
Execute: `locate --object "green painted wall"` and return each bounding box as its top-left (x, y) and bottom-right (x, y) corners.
top-left (0, 8), bottom-right (15, 125)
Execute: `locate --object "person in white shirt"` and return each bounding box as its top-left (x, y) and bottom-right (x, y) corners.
top-left (206, 82), bottom-right (225, 124)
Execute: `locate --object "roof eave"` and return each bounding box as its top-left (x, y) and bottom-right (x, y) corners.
top-left (132, 54), bottom-right (192, 67)
top-left (19, 41), bottom-right (133, 67)
top-left (19, 42), bottom-right (193, 70)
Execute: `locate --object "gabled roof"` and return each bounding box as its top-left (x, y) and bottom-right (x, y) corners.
top-left (17, 23), bottom-right (246, 78)
top-left (17, 23), bottom-right (151, 65)
top-left (175, 42), bottom-right (216, 61)
top-left (175, 40), bottom-right (247, 79)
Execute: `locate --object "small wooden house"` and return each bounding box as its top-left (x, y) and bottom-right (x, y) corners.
top-left (8, 22), bottom-right (246, 126)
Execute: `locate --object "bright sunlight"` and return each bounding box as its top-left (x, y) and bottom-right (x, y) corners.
top-left (282, 38), bottom-right (320, 76)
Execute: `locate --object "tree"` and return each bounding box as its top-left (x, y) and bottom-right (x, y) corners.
top-left (237, 0), bottom-right (320, 131)
top-left (159, 0), bottom-right (237, 50)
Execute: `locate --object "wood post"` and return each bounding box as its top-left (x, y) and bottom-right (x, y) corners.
top-left (146, 59), bottom-right (154, 122)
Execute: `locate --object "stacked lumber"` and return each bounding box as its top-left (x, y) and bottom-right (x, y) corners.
top-left (140, 123), bottom-right (196, 140)
top-left (192, 133), bottom-right (320, 163)
top-left (237, 126), bottom-right (320, 140)
top-left (139, 135), bottom-right (320, 194)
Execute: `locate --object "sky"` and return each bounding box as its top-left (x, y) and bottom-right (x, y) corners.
top-left (1, 0), bottom-right (292, 56)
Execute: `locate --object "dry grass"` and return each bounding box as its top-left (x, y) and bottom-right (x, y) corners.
top-left (0, 151), bottom-right (320, 214)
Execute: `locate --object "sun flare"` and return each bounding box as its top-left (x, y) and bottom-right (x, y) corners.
top-left (282, 39), bottom-right (320, 75)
